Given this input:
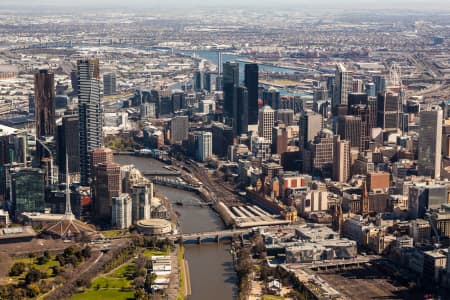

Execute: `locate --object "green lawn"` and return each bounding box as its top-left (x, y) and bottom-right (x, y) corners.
top-left (101, 230), bottom-right (127, 238)
top-left (13, 256), bottom-right (59, 276)
top-left (176, 245), bottom-right (186, 300)
top-left (72, 263), bottom-right (135, 299)
top-left (72, 289), bottom-right (134, 300)
top-left (143, 249), bottom-right (168, 258)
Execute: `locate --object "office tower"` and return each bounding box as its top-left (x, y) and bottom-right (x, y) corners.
top-left (352, 79), bottom-right (365, 93)
top-left (94, 162), bottom-right (120, 220)
top-left (314, 87), bottom-right (328, 103)
top-left (217, 51), bottom-right (223, 74)
top-left (309, 129), bottom-right (334, 178)
top-left (194, 71), bottom-right (204, 91)
top-left (92, 147), bottom-right (114, 168)
top-left (373, 75), bottom-right (386, 95)
top-left (244, 63), bottom-right (259, 125)
top-left (263, 88), bottom-right (280, 109)
top-left (150, 89), bottom-right (172, 117)
top-left (338, 115), bottom-right (362, 149)
top-left (103, 73), bottom-right (117, 96)
top-left (234, 86), bottom-right (249, 136)
top-left (348, 104), bottom-right (375, 151)
top-left (365, 82), bottom-right (376, 97)
top-left (252, 137), bottom-right (271, 162)
top-left (276, 109), bottom-right (295, 126)
top-left (333, 135), bottom-right (351, 183)
top-left (56, 113), bottom-right (80, 177)
top-left (212, 122), bottom-right (234, 157)
top-left (258, 105), bottom-right (275, 143)
top-left (204, 72), bottom-right (212, 92)
top-left (70, 69), bottom-right (78, 94)
top-left (377, 92), bottom-right (401, 132)
top-left (223, 62), bottom-right (239, 117)
top-left (418, 106), bottom-right (443, 179)
top-left (333, 64), bottom-right (352, 107)
top-left (169, 116), bottom-right (189, 144)
top-left (11, 168), bottom-right (45, 218)
top-left (196, 132), bottom-right (212, 162)
top-left (299, 110), bottom-right (323, 149)
top-left (215, 75), bottom-right (223, 91)
top-left (78, 59), bottom-right (102, 186)
top-left (272, 124), bottom-right (288, 155)
top-left (112, 194), bottom-right (132, 229)
top-left (34, 70), bottom-right (56, 161)
top-left (131, 183), bottom-right (152, 222)
top-left (348, 93), bottom-right (368, 106)
top-left (172, 91), bottom-right (186, 111)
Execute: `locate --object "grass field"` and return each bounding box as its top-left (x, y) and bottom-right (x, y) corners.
top-left (72, 289), bottom-right (134, 300)
top-left (13, 256), bottom-right (59, 276)
top-left (143, 249), bottom-right (168, 258)
top-left (101, 230), bottom-right (127, 238)
top-left (72, 263), bottom-right (135, 300)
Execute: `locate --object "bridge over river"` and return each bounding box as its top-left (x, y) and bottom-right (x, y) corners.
top-left (170, 228), bottom-right (252, 244)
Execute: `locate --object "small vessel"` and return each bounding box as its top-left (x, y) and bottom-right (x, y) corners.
top-left (175, 201), bottom-right (184, 206)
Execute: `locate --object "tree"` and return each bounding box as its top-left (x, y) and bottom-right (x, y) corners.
top-left (26, 284), bottom-right (40, 298)
top-left (134, 288), bottom-right (147, 300)
top-left (81, 246), bottom-right (92, 259)
top-left (9, 262), bottom-right (26, 276)
top-left (25, 268), bottom-right (46, 284)
top-left (144, 273), bottom-right (157, 292)
top-left (133, 276), bottom-right (145, 289)
top-left (37, 255), bottom-right (50, 265)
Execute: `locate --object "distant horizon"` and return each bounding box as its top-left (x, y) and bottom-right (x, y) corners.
top-left (1, 0), bottom-right (449, 12)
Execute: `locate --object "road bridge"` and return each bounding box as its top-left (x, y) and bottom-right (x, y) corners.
top-left (171, 228), bottom-right (252, 244)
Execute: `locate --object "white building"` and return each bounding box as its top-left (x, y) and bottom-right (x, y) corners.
top-left (112, 193), bottom-right (132, 229)
top-left (131, 183), bottom-right (153, 223)
top-left (252, 137), bottom-right (271, 161)
top-left (258, 105), bottom-right (275, 143)
top-left (196, 131), bottom-right (212, 162)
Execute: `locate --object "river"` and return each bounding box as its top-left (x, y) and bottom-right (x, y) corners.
top-left (114, 155), bottom-right (238, 300)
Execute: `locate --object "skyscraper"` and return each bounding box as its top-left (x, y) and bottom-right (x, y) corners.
top-left (377, 92), bottom-right (401, 132)
top-left (94, 162), bottom-right (120, 220)
top-left (333, 135), bottom-right (351, 183)
top-left (56, 113), bottom-right (80, 178)
top-left (169, 116), bottom-right (189, 144)
top-left (333, 64), bottom-right (352, 107)
top-left (103, 73), bottom-right (116, 96)
top-left (244, 63), bottom-right (259, 125)
top-left (131, 183), bottom-right (152, 222)
top-left (234, 86), bottom-right (248, 136)
top-left (338, 115), bottom-right (362, 150)
top-left (223, 62), bottom-right (239, 117)
top-left (34, 70), bottom-right (56, 138)
top-left (78, 59), bottom-right (102, 186)
top-left (299, 110), bottom-right (323, 149)
top-left (11, 168), bottom-right (45, 218)
top-left (418, 106), bottom-right (443, 179)
top-left (112, 194), bottom-right (132, 229)
top-left (34, 70), bottom-right (55, 164)
top-left (258, 105), bottom-right (275, 143)
top-left (196, 132), bottom-right (212, 162)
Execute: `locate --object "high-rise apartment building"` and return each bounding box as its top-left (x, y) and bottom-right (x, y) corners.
top-left (258, 105), bottom-right (275, 143)
top-left (418, 106), bottom-right (443, 179)
top-left (34, 70), bottom-right (56, 137)
top-left (131, 183), bottom-right (152, 222)
top-left (244, 63), bottom-right (259, 125)
top-left (169, 116), bottom-right (189, 144)
top-left (78, 59), bottom-right (102, 186)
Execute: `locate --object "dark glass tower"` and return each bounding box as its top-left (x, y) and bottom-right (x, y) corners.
top-left (234, 86), bottom-right (249, 136)
top-left (244, 63), bottom-right (259, 125)
top-left (78, 59), bottom-right (102, 186)
top-left (222, 62), bottom-right (239, 117)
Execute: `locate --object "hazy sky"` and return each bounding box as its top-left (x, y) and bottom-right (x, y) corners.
top-left (0, 0), bottom-right (449, 10)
